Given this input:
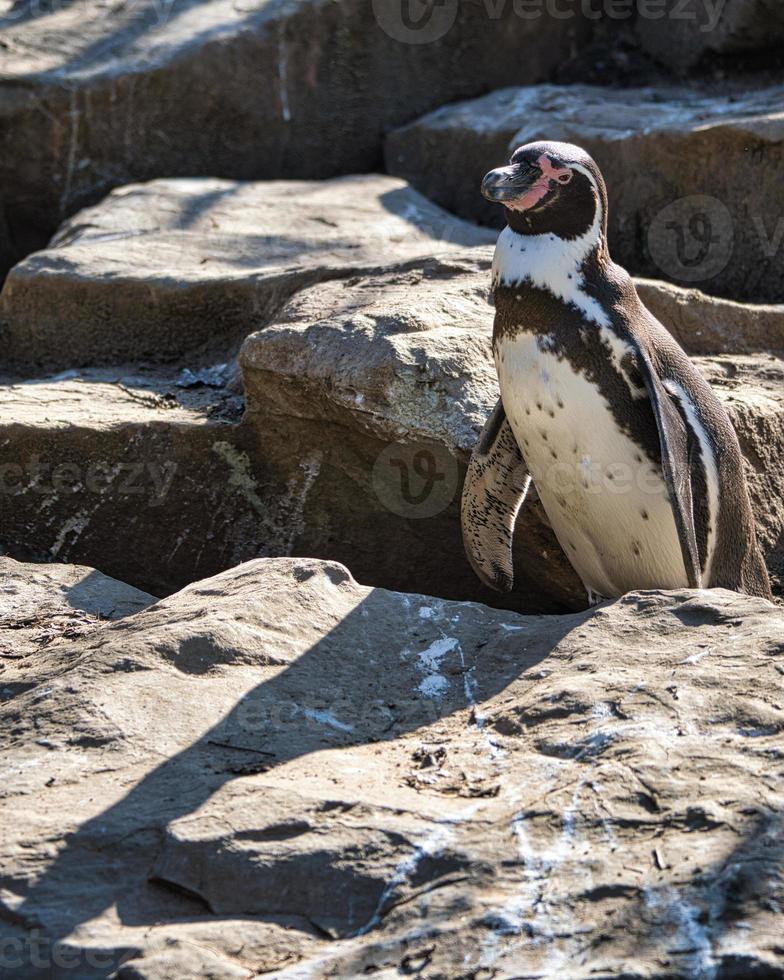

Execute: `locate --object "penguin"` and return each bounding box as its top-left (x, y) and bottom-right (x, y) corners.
top-left (462, 140), bottom-right (771, 604)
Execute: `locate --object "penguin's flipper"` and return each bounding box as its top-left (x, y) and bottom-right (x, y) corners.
top-left (461, 398), bottom-right (531, 592)
top-left (633, 349), bottom-right (702, 589)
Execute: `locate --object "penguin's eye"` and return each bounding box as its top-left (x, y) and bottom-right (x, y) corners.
top-left (557, 171), bottom-right (573, 184)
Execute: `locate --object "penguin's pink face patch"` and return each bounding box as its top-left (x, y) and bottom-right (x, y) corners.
top-left (506, 154), bottom-right (573, 212)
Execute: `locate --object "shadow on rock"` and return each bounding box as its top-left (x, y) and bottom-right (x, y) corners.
top-left (3, 558), bottom-right (579, 974)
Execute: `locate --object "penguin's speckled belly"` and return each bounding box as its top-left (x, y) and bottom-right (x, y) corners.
top-left (496, 334), bottom-right (688, 597)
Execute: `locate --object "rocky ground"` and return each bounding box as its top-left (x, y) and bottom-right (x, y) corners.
top-left (2, 557), bottom-right (784, 979)
top-left (1, 1), bottom-right (784, 977)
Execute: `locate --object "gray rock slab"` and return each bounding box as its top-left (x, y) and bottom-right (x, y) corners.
top-left (0, 557), bottom-right (782, 976)
top-left (0, 368), bottom-right (269, 598)
top-left (0, 175), bottom-right (493, 373)
top-left (0, 0), bottom-right (590, 277)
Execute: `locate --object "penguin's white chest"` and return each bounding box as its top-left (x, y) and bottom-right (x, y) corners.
top-left (496, 333), bottom-right (688, 598)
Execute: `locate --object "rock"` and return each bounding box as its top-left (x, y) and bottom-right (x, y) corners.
top-left (0, 0), bottom-right (590, 278)
top-left (1, 557), bottom-right (782, 977)
top-left (0, 175), bottom-right (493, 373)
top-left (0, 368), bottom-right (266, 598)
top-left (635, 0), bottom-right (784, 72)
top-left (0, 556), bottom-right (154, 662)
top-left (636, 277), bottom-right (784, 356)
top-left (385, 82), bottom-right (784, 301)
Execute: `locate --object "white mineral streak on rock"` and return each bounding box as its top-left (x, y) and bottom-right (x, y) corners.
top-left (281, 452), bottom-right (323, 554)
top-left (301, 707), bottom-right (354, 734)
top-left (479, 699), bottom-right (622, 971)
top-left (411, 635), bottom-right (456, 699)
top-left (211, 442), bottom-right (322, 556)
top-left (278, 27), bottom-right (291, 123)
top-left (643, 886), bottom-right (719, 980)
top-left (353, 823), bottom-right (456, 937)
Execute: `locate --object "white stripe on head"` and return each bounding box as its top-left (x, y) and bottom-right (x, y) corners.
top-left (569, 162), bottom-right (601, 197)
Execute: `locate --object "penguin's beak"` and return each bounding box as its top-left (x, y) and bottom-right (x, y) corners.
top-left (481, 163), bottom-right (538, 203)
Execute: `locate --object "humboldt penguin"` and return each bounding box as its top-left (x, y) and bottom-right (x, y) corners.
top-left (462, 140), bottom-right (771, 603)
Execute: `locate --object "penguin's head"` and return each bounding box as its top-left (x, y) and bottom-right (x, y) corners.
top-left (481, 141), bottom-right (607, 240)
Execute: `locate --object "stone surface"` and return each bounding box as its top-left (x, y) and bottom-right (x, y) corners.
top-left (0, 175), bottom-right (493, 373)
top-left (0, 556), bottom-right (155, 661)
top-left (637, 277), bottom-right (784, 356)
top-left (1, 557), bottom-right (783, 977)
top-left (0, 368), bottom-right (270, 598)
top-left (0, 255), bottom-right (582, 614)
top-left (0, 0), bottom-right (590, 278)
top-left (385, 82), bottom-right (784, 301)
top-left (635, 0), bottom-right (784, 71)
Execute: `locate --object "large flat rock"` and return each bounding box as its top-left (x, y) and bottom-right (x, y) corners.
top-left (0, 368), bottom-right (272, 598)
top-left (1, 557), bottom-right (782, 977)
top-left (0, 0), bottom-right (590, 278)
top-left (386, 83), bottom-right (784, 301)
top-left (0, 556), bottom-right (154, 661)
top-left (635, 0), bottom-right (784, 71)
top-left (0, 175), bottom-right (493, 373)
